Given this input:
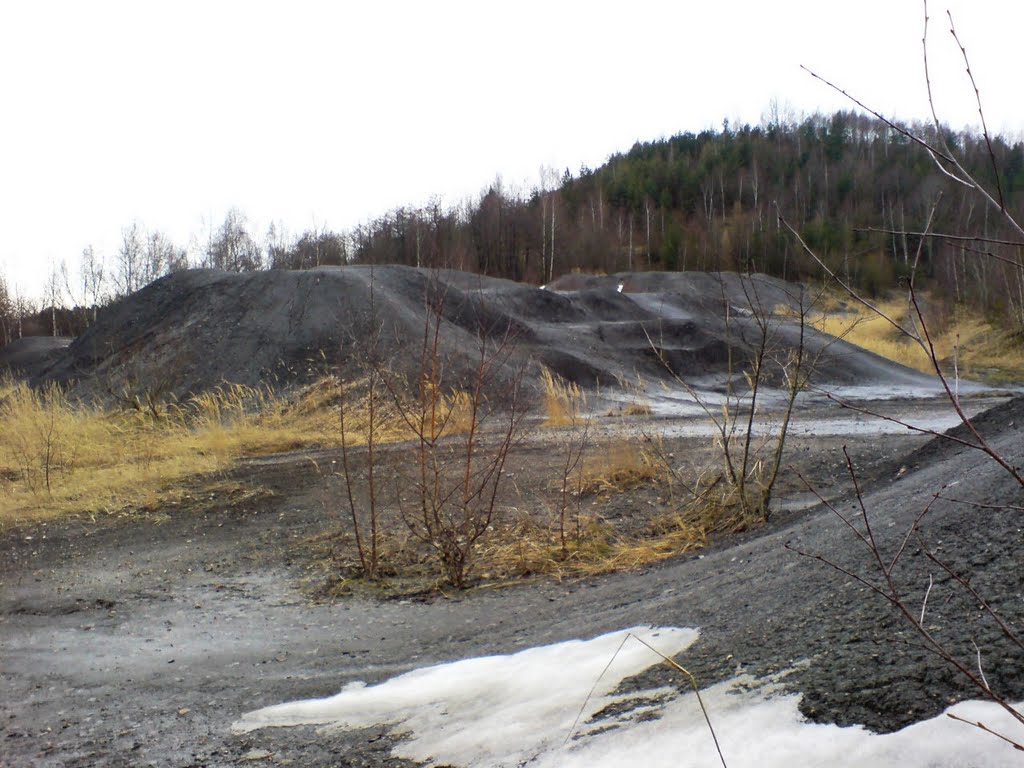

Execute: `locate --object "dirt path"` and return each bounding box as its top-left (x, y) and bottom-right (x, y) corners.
top-left (2, 397), bottom-right (1021, 767)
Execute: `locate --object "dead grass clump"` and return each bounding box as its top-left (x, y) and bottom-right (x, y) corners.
top-left (475, 513), bottom-right (572, 580)
top-left (622, 401), bottom-right (653, 416)
top-left (439, 389), bottom-right (476, 435)
top-left (540, 367), bottom-right (585, 427)
top-left (592, 519), bottom-right (707, 573)
top-left (479, 512), bottom-right (707, 582)
top-left (685, 485), bottom-right (761, 535)
top-left (578, 443), bottom-right (665, 495)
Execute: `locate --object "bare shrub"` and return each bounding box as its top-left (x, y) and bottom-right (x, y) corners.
top-left (646, 275), bottom-right (826, 527)
top-left (0, 382), bottom-right (78, 496)
top-left (541, 368), bottom-right (592, 553)
top-left (381, 276), bottom-right (527, 589)
top-left (787, 5), bottom-right (1024, 747)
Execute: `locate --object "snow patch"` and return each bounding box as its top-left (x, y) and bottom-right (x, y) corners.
top-left (234, 626), bottom-right (1024, 767)
top-left (234, 626), bottom-right (697, 766)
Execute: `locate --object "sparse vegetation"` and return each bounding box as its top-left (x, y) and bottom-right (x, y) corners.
top-left (541, 368), bottom-right (592, 553)
top-left (644, 275), bottom-right (824, 529)
top-left (0, 365), bottom-right (715, 587)
top-left (578, 443), bottom-right (665, 496)
top-left (540, 367), bottom-right (583, 427)
top-left (7, 4), bottom-right (1024, 763)
top-left (812, 296), bottom-right (1024, 381)
top-left (0, 376), bottom-right (408, 525)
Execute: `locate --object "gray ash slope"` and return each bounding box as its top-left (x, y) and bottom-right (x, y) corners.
top-left (33, 265), bottom-right (935, 401)
top-left (0, 335), bottom-right (72, 379)
top-left (643, 394), bottom-right (1024, 732)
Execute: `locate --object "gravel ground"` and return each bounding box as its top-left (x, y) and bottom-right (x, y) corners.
top-left (2, 396), bottom-right (1021, 767)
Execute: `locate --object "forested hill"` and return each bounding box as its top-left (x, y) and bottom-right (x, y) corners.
top-left (350, 110), bottom-right (1024, 326)
top-left (4, 111), bottom-right (1024, 346)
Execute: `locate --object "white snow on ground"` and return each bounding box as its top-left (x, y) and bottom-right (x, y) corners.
top-left (540, 678), bottom-right (1024, 768)
top-left (234, 626), bottom-right (697, 766)
top-left (638, 383), bottom-right (1007, 419)
top-left (655, 414), bottom-right (970, 439)
top-left (234, 626), bottom-right (1024, 768)
top-left (609, 385), bottom-right (1015, 438)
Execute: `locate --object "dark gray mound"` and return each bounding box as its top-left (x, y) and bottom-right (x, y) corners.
top-left (36, 266), bottom-right (938, 401)
top-left (548, 270), bottom-right (803, 311)
top-left (616, 394), bottom-right (1024, 733)
top-left (0, 335), bottom-right (73, 380)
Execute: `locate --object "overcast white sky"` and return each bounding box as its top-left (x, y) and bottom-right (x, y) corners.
top-left (1, 1), bottom-right (1021, 298)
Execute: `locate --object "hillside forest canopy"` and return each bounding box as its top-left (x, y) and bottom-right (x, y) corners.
top-left (2, 109), bottom-right (1023, 344)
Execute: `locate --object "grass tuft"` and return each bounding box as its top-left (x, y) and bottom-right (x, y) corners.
top-left (540, 368), bottom-right (586, 427)
top-left (578, 443), bottom-right (665, 495)
top-left (622, 401), bottom-right (653, 416)
top-left (478, 511), bottom-right (707, 581)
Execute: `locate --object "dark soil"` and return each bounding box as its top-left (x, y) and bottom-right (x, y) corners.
top-left (2, 395), bottom-right (1021, 767)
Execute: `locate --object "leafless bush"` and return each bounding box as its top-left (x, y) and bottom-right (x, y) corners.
top-left (541, 368), bottom-right (592, 554)
top-left (646, 275), bottom-right (827, 527)
top-left (788, 3), bottom-right (1024, 747)
top-left (381, 275), bottom-right (526, 588)
top-left (336, 272), bottom-right (387, 580)
top-left (1, 382), bottom-right (77, 497)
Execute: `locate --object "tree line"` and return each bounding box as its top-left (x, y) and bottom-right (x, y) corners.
top-left (0, 210), bottom-right (351, 344)
top-left (2, 108), bottom-right (1023, 346)
top-left (346, 110), bottom-right (1024, 327)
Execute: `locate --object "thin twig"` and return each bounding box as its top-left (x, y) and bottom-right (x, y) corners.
top-left (940, 240), bottom-right (1024, 270)
top-left (562, 633), bottom-right (729, 768)
top-left (775, 206), bottom-right (920, 341)
top-left (919, 0), bottom-right (1024, 237)
top-left (792, 466), bottom-right (871, 548)
top-left (887, 493), bottom-right (940, 575)
top-left (628, 633), bottom-right (729, 768)
top-left (972, 640), bottom-right (991, 692)
top-left (935, 495), bottom-right (1024, 512)
top-left (563, 632), bottom-right (631, 747)
top-left (947, 9), bottom-right (1005, 211)
top-left (856, 228), bottom-right (1024, 250)
top-left (946, 713), bottom-right (1024, 752)
top-left (799, 63), bottom-right (959, 169)
top-left (918, 539), bottom-right (1024, 650)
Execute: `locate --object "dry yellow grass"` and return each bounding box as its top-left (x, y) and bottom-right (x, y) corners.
top-left (811, 296), bottom-right (1024, 379)
top-left (438, 389), bottom-right (476, 435)
top-left (0, 376), bottom-right (411, 526)
top-left (540, 367), bottom-right (586, 427)
top-left (622, 401), bottom-right (653, 416)
top-left (578, 443), bottom-right (665, 495)
top-left (478, 511), bottom-right (707, 581)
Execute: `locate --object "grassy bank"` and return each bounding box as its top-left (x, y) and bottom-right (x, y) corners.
top-left (811, 296), bottom-right (1024, 382)
top-left (0, 377), bottom-right (409, 525)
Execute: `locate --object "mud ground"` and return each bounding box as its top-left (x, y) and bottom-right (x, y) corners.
top-left (2, 396), bottom-right (1023, 767)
